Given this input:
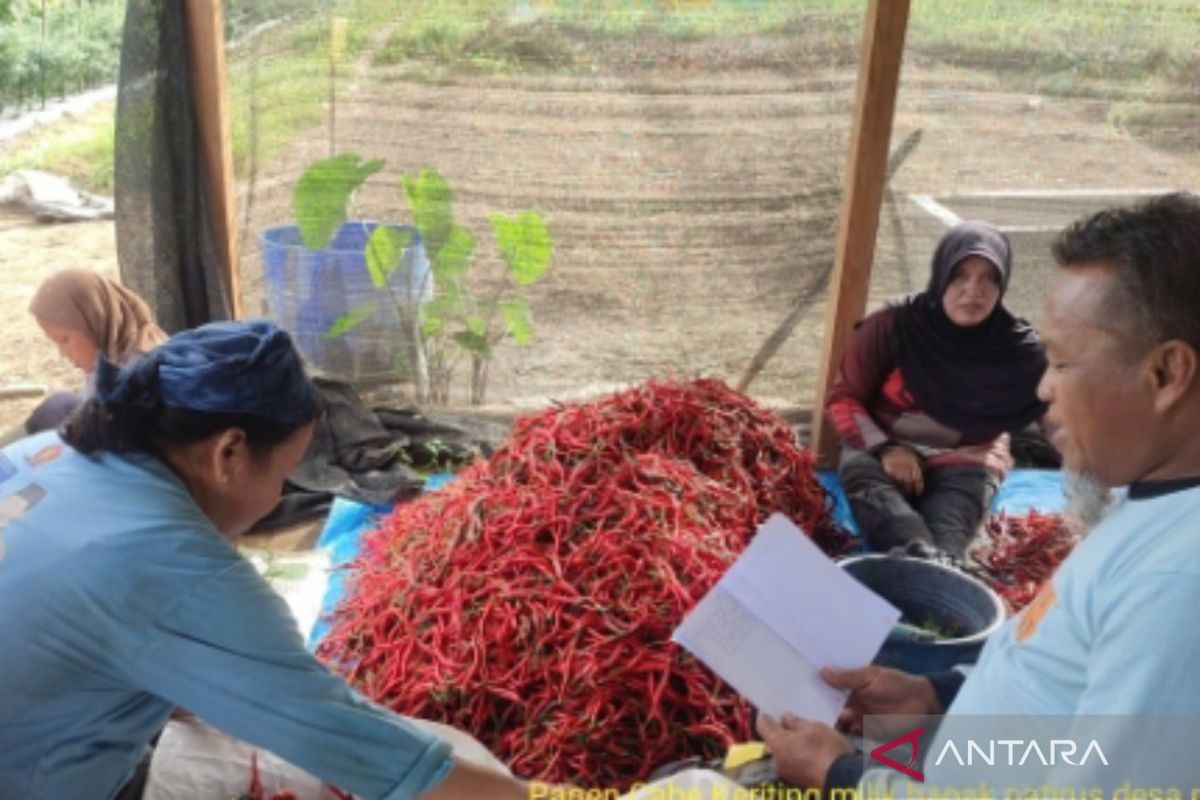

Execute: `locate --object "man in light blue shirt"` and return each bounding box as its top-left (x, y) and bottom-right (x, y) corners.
top-left (747, 193), bottom-right (1200, 792)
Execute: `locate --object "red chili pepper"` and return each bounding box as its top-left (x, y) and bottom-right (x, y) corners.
top-left (316, 379), bottom-right (845, 788)
top-left (241, 751), bottom-right (320, 800)
top-left (971, 511), bottom-right (1081, 611)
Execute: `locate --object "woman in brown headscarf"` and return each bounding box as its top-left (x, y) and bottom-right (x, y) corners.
top-left (25, 269), bottom-right (168, 434)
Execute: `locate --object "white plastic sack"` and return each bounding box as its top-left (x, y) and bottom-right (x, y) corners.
top-left (143, 718), bottom-right (335, 800)
top-left (0, 169), bottom-right (114, 221)
top-left (144, 718), bottom-right (512, 800)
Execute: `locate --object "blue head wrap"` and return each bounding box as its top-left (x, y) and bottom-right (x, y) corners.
top-left (93, 320), bottom-right (319, 426)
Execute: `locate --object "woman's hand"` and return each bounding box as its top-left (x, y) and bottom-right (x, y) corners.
top-left (821, 665), bottom-right (941, 737)
top-left (879, 445), bottom-right (924, 496)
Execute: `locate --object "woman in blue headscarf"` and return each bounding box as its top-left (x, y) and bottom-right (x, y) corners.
top-left (0, 321), bottom-right (541, 800)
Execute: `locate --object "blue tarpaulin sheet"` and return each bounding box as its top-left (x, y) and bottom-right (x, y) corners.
top-left (816, 467), bottom-right (1067, 535)
top-left (307, 473), bottom-right (452, 648)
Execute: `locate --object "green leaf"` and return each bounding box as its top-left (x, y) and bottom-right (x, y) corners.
top-left (466, 315), bottom-right (487, 337)
top-left (293, 154), bottom-right (385, 250)
top-left (326, 302), bottom-right (377, 338)
top-left (452, 330), bottom-right (492, 359)
top-left (431, 224), bottom-right (475, 282)
top-left (264, 563), bottom-right (311, 581)
top-left (438, 281), bottom-right (468, 316)
top-left (402, 168), bottom-right (454, 257)
top-left (420, 289), bottom-right (465, 340)
top-left (420, 314), bottom-right (445, 339)
top-left (365, 226), bottom-right (413, 289)
top-left (492, 211), bottom-right (552, 286)
top-left (422, 285), bottom-right (463, 326)
top-left (500, 297), bottom-right (534, 345)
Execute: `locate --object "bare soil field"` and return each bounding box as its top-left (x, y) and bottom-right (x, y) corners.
top-left (2, 32), bottom-right (1198, 430)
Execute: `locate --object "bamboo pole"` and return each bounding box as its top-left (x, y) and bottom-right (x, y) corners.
top-left (183, 0), bottom-right (242, 318)
top-left (811, 0), bottom-right (911, 466)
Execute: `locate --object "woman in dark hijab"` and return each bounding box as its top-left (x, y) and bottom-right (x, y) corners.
top-left (824, 221), bottom-right (1048, 560)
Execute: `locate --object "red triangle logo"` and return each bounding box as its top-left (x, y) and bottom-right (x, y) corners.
top-left (869, 726), bottom-right (925, 782)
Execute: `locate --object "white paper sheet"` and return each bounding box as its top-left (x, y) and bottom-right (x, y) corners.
top-left (673, 513), bottom-right (900, 724)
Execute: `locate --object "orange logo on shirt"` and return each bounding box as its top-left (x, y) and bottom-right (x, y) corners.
top-left (0, 484), bottom-right (48, 563)
top-left (1016, 583), bottom-right (1057, 643)
top-left (26, 444), bottom-right (63, 467)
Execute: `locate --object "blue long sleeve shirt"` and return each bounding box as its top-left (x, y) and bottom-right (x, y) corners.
top-left (0, 433), bottom-right (453, 800)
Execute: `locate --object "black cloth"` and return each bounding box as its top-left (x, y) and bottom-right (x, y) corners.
top-left (253, 378), bottom-right (486, 530)
top-left (113, 746), bottom-right (152, 800)
top-left (928, 669), bottom-right (967, 710)
top-left (825, 752), bottom-right (863, 795)
top-left (892, 221), bottom-right (1047, 443)
top-left (115, 0), bottom-right (230, 332)
top-left (1128, 475), bottom-right (1200, 500)
top-left (25, 391), bottom-right (84, 435)
top-left (1009, 422), bottom-right (1061, 468)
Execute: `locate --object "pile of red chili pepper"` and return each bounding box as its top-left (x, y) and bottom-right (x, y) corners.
top-left (317, 379), bottom-right (845, 788)
top-left (971, 510), bottom-right (1081, 612)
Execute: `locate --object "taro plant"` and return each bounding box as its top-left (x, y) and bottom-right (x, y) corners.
top-left (292, 153), bottom-right (553, 406)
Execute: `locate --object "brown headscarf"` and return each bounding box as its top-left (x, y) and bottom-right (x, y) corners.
top-left (29, 269), bottom-right (168, 365)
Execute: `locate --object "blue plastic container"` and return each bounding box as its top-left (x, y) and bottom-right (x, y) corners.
top-left (260, 222), bottom-right (431, 384)
top-left (839, 554), bottom-right (1007, 674)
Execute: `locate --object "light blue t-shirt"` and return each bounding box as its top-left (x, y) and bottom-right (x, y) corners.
top-left (860, 484), bottom-right (1200, 792)
top-left (950, 484), bottom-right (1200, 717)
top-left (0, 433), bottom-right (453, 800)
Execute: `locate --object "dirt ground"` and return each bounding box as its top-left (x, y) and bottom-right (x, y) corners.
top-left (2, 32), bottom-right (1199, 432)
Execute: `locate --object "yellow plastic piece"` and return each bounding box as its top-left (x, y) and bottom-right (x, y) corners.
top-left (724, 741), bottom-right (767, 770)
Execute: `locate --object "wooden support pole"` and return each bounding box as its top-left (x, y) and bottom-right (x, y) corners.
top-left (183, 0), bottom-right (242, 318)
top-left (812, 0), bottom-right (911, 466)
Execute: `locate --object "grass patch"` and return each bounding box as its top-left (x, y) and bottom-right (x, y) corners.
top-left (371, 0), bottom-right (863, 73)
top-left (227, 5), bottom-right (382, 173)
top-left (1108, 100), bottom-right (1200, 153)
top-left (6, 0), bottom-right (1197, 194)
top-left (374, 17), bottom-right (581, 74)
top-left (0, 103), bottom-right (116, 193)
top-left (229, 56), bottom-right (327, 175)
top-left (537, 0), bottom-right (863, 39)
top-left (905, 0), bottom-right (1200, 86)
top-left (365, 0), bottom-right (1199, 90)
top-left (0, 0), bottom-right (388, 196)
